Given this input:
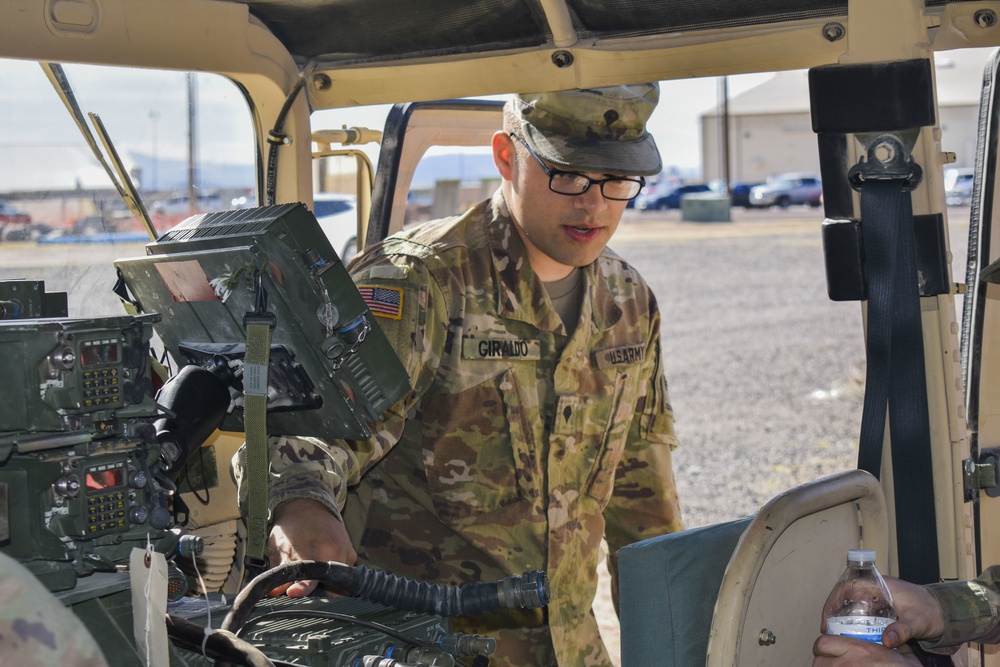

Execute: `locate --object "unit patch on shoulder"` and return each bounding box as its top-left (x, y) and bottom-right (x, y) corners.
top-left (358, 285), bottom-right (403, 319)
top-left (594, 344), bottom-right (645, 369)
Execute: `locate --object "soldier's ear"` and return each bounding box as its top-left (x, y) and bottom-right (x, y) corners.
top-left (493, 131), bottom-right (516, 181)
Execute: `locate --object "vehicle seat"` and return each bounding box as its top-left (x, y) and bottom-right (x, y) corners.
top-left (619, 514), bottom-right (753, 667)
top-left (618, 469), bottom-right (888, 667)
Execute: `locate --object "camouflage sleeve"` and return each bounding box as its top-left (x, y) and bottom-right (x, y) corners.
top-left (0, 551), bottom-right (109, 667)
top-left (920, 565), bottom-right (1000, 651)
top-left (602, 305), bottom-right (683, 607)
top-left (231, 249), bottom-right (447, 520)
top-left (232, 435), bottom-right (357, 523)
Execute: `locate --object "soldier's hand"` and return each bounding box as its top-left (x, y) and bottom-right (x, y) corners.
top-left (266, 497), bottom-right (358, 597)
top-left (876, 577), bottom-right (946, 647)
top-left (812, 634), bottom-right (921, 666)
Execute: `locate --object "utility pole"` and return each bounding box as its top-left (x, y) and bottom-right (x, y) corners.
top-left (719, 76), bottom-right (732, 197)
top-left (149, 110), bottom-right (159, 194)
top-left (187, 73), bottom-right (198, 214)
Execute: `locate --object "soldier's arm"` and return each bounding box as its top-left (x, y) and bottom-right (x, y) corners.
top-left (920, 565), bottom-right (1000, 650)
top-left (231, 251), bottom-right (449, 591)
top-left (265, 497), bottom-right (357, 596)
top-left (601, 308), bottom-right (683, 612)
top-left (231, 434), bottom-right (366, 595)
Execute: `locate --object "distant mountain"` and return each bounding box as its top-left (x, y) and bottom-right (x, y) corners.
top-left (133, 151), bottom-right (499, 191)
top-left (129, 152), bottom-right (254, 191)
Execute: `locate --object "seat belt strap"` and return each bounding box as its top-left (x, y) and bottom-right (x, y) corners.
top-left (852, 135), bottom-right (940, 585)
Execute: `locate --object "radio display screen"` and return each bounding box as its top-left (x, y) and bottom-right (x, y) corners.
top-left (80, 341), bottom-right (119, 367)
top-left (86, 466), bottom-right (123, 491)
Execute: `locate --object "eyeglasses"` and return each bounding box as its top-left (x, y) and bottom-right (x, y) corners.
top-left (509, 132), bottom-right (645, 201)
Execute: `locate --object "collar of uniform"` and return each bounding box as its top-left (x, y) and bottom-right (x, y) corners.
top-left (486, 190), bottom-right (622, 332)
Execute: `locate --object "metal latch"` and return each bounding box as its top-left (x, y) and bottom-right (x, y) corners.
top-left (963, 448), bottom-right (1000, 501)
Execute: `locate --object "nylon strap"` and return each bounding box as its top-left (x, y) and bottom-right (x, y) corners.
top-left (242, 268), bottom-right (276, 577)
top-left (243, 318), bottom-right (272, 571)
top-left (855, 174), bottom-right (940, 585)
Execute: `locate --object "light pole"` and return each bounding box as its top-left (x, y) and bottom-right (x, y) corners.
top-left (149, 109), bottom-right (159, 194)
top-left (718, 76), bottom-right (731, 197)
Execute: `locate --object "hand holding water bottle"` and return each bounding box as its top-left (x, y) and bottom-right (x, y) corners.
top-left (812, 550), bottom-right (946, 666)
top-left (823, 549), bottom-right (897, 642)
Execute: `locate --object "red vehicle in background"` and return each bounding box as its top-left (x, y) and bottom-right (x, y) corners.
top-left (0, 201), bottom-right (30, 225)
top-left (0, 200), bottom-right (32, 241)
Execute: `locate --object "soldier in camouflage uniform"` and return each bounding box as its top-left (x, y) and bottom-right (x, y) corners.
top-left (234, 84), bottom-right (684, 666)
top-left (0, 551), bottom-right (109, 666)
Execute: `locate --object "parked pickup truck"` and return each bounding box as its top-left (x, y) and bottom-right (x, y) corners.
top-left (749, 174), bottom-right (823, 208)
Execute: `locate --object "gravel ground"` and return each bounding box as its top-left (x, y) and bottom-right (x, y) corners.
top-left (617, 213), bottom-right (867, 527)
top-left (591, 205), bottom-right (971, 663)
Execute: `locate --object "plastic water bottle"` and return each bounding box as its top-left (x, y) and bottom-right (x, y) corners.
top-left (823, 549), bottom-right (896, 643)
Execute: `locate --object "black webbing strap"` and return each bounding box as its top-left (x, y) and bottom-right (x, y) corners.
top-left (852, 136), bottom-right (940, 585)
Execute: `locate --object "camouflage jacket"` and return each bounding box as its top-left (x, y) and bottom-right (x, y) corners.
top-left (921, 565), bottom-right (1000, 652)
top-left (236, 191), bottom-right (683, 666)
top-left (0, 551), bottom-right (109, 666)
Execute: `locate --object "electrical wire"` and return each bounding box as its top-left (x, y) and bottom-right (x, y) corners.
top-left (181, 443), bottom-right (211, 505)
top-left (166, 615), bottom-right (275, 667)
top-left (263, 63), bottom-right (314, 206)
top-left (221, 561), bottom-right (548, 635)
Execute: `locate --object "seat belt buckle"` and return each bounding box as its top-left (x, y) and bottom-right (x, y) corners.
top-left (243, 269), bottom-right (277, 330)
top-left (847, 134), bottom-right (922, 190)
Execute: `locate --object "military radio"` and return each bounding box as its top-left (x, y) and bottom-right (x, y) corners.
top-left (0, 204), bottom-right (550, 666)
top-left (0, 304), bottom-right (175, 591)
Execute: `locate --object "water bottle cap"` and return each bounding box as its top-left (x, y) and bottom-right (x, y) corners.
top-left (847, 549), bottom-right (876, 562)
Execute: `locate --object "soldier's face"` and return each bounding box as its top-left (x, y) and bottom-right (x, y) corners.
top-left (495, 133), bottom-right (630, 281)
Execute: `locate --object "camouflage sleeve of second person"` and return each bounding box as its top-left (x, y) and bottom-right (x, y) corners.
top-left (919, 565), bottom-right (1000, 652)
top-left (231, 249), bottom-right (449, 522)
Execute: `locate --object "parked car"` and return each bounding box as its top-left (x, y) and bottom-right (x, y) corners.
top-left (151, 192), bottom-right (224, 216)
top-left (710, 181), bottom-right (766, 208)
top-left (944, 167), bottom-right (974, 206)
top-left (72, 214), bottom-right (116, 235)
top-left (0, 200), bottom-right (30, 225)
top-left (635, 182), bottom-right (711, 210)
top-left (0, 200), bottom-right (32, 242)
top-left (313, 191), bottom-right (360, 263)
top-left (749, 175), bottom-right (823, 208)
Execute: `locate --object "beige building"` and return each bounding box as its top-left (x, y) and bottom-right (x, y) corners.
top-left (700, 48), bottom-right (993, 185)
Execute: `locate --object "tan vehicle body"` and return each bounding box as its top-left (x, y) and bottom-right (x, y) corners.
top-left (2, 0), bottom-right (1000, 665)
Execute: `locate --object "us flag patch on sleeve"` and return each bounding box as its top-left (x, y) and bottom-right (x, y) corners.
top-left (358, 285), bottom-right (403, 319)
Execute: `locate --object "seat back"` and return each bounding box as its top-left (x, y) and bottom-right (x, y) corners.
top-left (619, 515), bottom-right (754, 667)
top-left (706, 469), bottom-right (888, 666)
top-left (618, 469), bottom-right (887, 667)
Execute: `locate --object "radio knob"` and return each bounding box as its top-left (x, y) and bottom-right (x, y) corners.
top-left (128, 470), bottom-right (147, 489)
top-left (54, 474), bottom-right (81, 498)
top-left (130, 505), bottom-right (148, 524)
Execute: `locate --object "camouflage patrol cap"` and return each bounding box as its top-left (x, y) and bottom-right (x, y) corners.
top-left (512, 83), bottom-right (663, 177)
